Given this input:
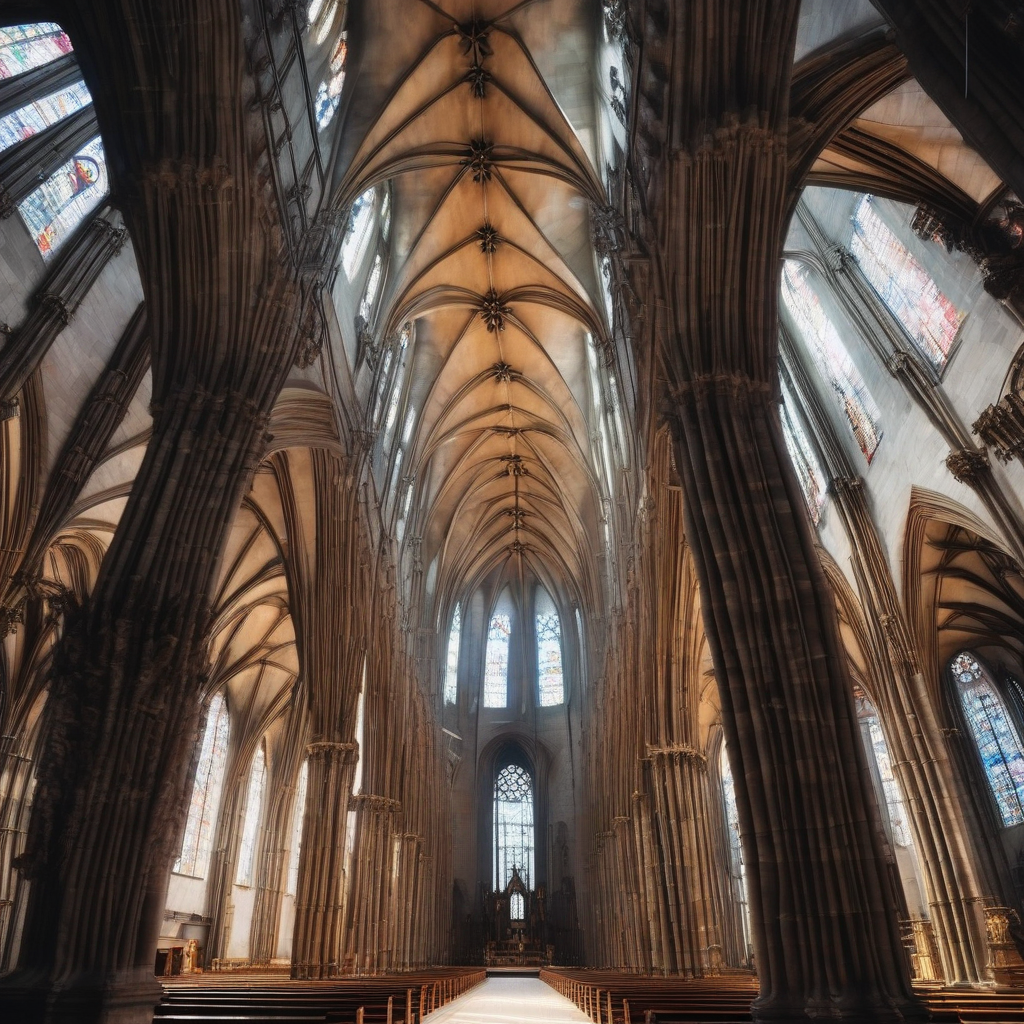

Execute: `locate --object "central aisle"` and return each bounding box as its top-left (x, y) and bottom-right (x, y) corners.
top-left (425, 977), bottom-right (591, 1024)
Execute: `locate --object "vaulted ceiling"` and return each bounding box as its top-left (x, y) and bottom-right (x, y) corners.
top-left (330, 0), bottom-right (624, 618)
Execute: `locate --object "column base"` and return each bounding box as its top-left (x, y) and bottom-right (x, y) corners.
top-left (751, 995), bottom-right (931, 1023)
top-left (0, 968), bottom-right (162, 1024)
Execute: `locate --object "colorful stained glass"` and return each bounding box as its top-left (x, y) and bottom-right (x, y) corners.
top-left (0, 23), bottom-right (72, 80)
top-left (444, 603), bottom-right (461, 705)
top-left (313, 38), bottom-right (346, 133)
top-left (285, 759), bottom-right (309, 896)
top-left (359, 253), bottom-right (383, 322)
top-left (779, 379), bottom-right (826, 525)
top-left (852, 195), bottom-right (965, 371)
top-left (235, 745), bottom-right (268, 886)
top-left (953, 651), bottom-right (1024, 827)
top-left (536, 591), bottom-right (564, 707)
top-left (854, 689), bottom-right (913, 847)
top-left (484, 612), bottom-right (511, 708)
top-left (342, 187), bottom-right (376, 278)
top-left (18, 135), bottom-right (108, 260)
top-left (0, 79), bottom-right (91, 152)
top-left (174, 693), bottom-right (230, 878)
top-left (781, 260), bottom-right (882, 463)
top-left (494, 763), bottom-right (534, 890)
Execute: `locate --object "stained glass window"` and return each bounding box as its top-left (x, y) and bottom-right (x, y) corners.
top-left (854, 688), bottom-right (913, 847)
top-left (0, 80), bottom-right (91, 152)
top-left (494, 763), bottom-right (534, 890)
top-left (342, 187), bottom-right (376, 278)
top-left (536, 589), bottom-right (564, 707)
top-left (779, 378), bottom-right (826, 525)
top-left (380, 190), bottom-right (392, 241)
top-left (444, 603), bottom-right (461, 705)
top-left (781, 260), bottom-right (882, 463)
top-left (852, 195), bottom-right (965, 371)
top-left (0, 23), bottom-right (72, 79)
top-left (313, 35), bottom-right (347, 132)
top-left (484, 612), bottom-right (512, 708)
top-left (18, 135), bottom-right (108, 260)
top-left (953, 651), bottom-right (1024, 827)
top-left (720, 745), bottom-right (751, 957)
top-left (359, 253), bottom-right (383, 322)
top-left (174, 693), bottom-right (230, 878)
top-left (285, 759), bottom-right (308, 896)
top-left (235, 744), bottom-right (267, 886)
top-left (383, 324), bottom-right (410, 444)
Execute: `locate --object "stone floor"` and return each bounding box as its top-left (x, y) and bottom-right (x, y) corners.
top-left (425, 977), bottom-right (591, 1024)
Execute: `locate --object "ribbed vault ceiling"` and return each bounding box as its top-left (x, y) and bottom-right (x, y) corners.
top-left (333, 0), bottom-right (616, 613)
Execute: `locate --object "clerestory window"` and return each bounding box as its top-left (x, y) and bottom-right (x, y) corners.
top-left (444, 603), bottom-right (461, 705)
top-left (235, 743), bottom-right (267, 886)
top-left (483, 610), bottom-right (512, 708)
top-left (535, 588), bottom-right (564, 707)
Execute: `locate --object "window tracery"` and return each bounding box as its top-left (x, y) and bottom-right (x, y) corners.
top-left (285, 759), bottom-right (308, 896)
top-left (0, 80), bottom-right (92, 152)
top-left (313, 34), bottom-right (347, 132)
top-left (952, 651), bottom-right (1024, 827)
top-left (484, 611), bottom-right (511, 709)
top-left (444, 603), bottom-right (461, 705)
top-left (236, 744), bottom-right (267, 886)
top-left (780, 260), bottom-right (882, 463)
top-left (0, 23), bottom-right (72, 79)
top-left (18, 135), bottom-right (108, 259)
top-left (359, 252), bottom-right (383, 323)
top-left (174, 693), bottom-right (229, 878)
top-left (852, 195), bottom-right (965, 371)
top-left (493, 763), bottom-right (534, 890)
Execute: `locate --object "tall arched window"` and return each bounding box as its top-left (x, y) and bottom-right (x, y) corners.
top-left (536, 588), bottom-right (564, 707)
top-left (484, 610), bottom-right (512, 709)
top-left (952, 651), bottom-right (1024, 827)
top-left (720, 745), bottom-right (751, 958)
top-left (342, 187), bottom-right (377, 278)
top-left (494, 763), bottom-right (534, 890)
top-left (0, 23), bottom-right (72, 78)
top-left (359, 252), bottom-right (383, 322)
top-left (236, 743), bottom-right (268, 886)
top-left (0, 79), bottom-right (92, 152)
top-left (780, 377), bottom-right (826, 524)
top-left (174, 693), bottom-right (230, 878)
top-left (852, 195), bottom-right (964, 371)
top-left (854, 688), bottom-right (913, 847)
top-left (444, 603), bottom-right (461, 705)
top-left (285, 759), bottom-right (309, 897)
top-left (780, 260), bottom-right (882, 463)
top-left (18, 135), bottom-right (108, 259)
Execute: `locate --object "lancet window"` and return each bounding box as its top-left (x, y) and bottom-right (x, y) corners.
top-left (313, 34), bottom-right (347, 132)
top-left (341, 187), bottom-right (376, 278)
top-left (493, 763), bottom-right (534, 890)
top-left (285, 759), bottom-right (309, 896)
top-left (852, 195), bottom-right (965, 371)
top-left (484, 611), bottom-right (512, 709)
top-left (779, 378), bottom-right (826, 524)
top-left (0, 79), bottom-right (91, 152)
top-left (720, 745), bottom-right (751, 956)
top-left (236, 743), bottom-right (268, 886)
top-left (535, 589), bottom-right (564, 707)
top-left (952, 652), bottom-right (1024, 827)
top-left (444, 603), bottom-right (461, 705)
top-left (18, 135), bottom-right (108, 259)
top-left (174, 693), bottom-right (230, 878)
top-left (854, 688), bottom-right (913, 847)
top-left (780, 260), bottom-right (882, 463)
top-left (359, 253), bottom-right (383, 323)
top-left (0, 23), bottom-right (72, 78)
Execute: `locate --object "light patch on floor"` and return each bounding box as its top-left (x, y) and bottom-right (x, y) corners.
top-left (425, 978), bottom-right (591, 1024)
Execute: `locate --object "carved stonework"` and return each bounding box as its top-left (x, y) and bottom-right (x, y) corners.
top-left (945, 446), bottom-right (989, 485)
top-left (479, 289), bottom-right (512, 332)
top-left (985, 906), bottom-right (1024, 987)
top-left (975, 391), bottom-right (1024, 463)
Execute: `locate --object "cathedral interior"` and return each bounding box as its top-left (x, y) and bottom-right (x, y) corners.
top-left (1, 1), bottom-right (1024, 1022)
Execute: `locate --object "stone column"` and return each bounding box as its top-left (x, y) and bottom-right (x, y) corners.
top-left (633, 1), bottom-right (927, 1018)
top-left (291, 742), bottom-right (359, 979)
